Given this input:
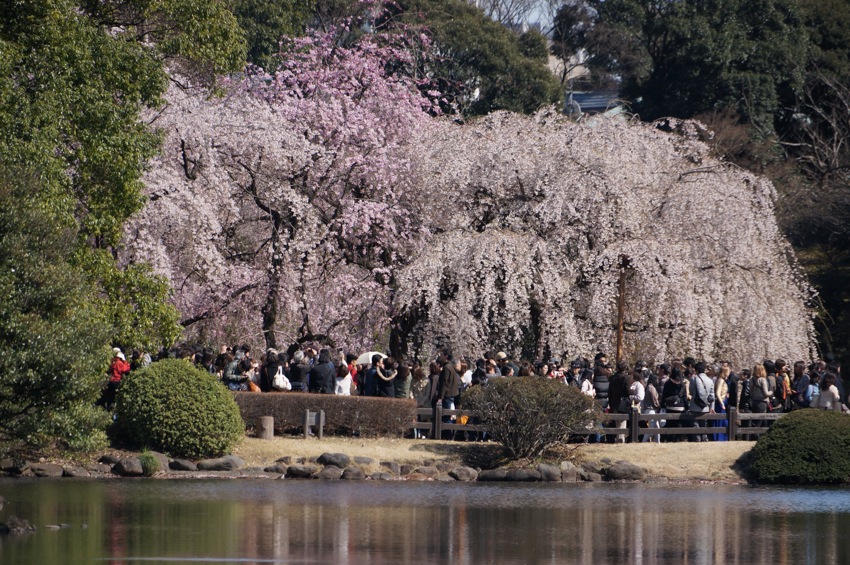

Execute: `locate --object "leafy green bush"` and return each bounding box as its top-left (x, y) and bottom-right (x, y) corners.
top-left (752, 409), bottom-right (850, 484)
top-left (113, 359), bottom-right (243, 459)
top-left (464, 378), bottom-right (600, 460)
top-left (0, 171), bottom-right (113, 451)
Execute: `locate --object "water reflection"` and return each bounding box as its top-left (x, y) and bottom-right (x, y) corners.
top-left (0, 479), bottom-right (848, 564)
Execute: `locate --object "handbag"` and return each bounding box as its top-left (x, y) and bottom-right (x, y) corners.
top-left (618, 397), bottom-right (632, 413)
top-left (273, 366), bottom-right (291, 391)
top-left (247, 380), bottom-right (261, 392)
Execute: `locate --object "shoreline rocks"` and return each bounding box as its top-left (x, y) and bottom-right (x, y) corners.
top-left (2, 452), bottom-right (735, 485)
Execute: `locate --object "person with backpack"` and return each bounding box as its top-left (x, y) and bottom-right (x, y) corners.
top-left (687, 362), bottom-right (716, 442)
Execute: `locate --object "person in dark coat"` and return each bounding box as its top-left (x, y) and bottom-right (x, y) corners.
top-left (360, 355), bottom-right (382, 396)
top-left (309, 348), bottom-right (336, 394)
top-left (436, 349), bottom-right (460, 411)
top-left (376, 357), bottom-right (398, 397)
top-left (289, 350), bottom-right (310, 392)
top-left (608, 360), bottom-right (631, 443)
top-left (258, 349), bottom-right (280, 392)
top-left (592, 355), bottom-right (612, 411)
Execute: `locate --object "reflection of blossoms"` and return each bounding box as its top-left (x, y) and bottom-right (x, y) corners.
top-left (125, 33), bottom-right (814, 364)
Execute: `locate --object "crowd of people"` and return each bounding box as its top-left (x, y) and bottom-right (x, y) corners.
top-left (100, 343), bottom-right (848, 441)
top-left (582, 353), bottom-right (847, 443)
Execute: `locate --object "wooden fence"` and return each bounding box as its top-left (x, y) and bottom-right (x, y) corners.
top-left (412, 406), bottom-right (785, 441)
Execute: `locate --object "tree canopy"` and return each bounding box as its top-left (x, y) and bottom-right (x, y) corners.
top-left (0, 171), bottom-right (111, 449)
top-left (0, 0), bottom-right (245, 448)
top-left (550, 0), bottom-right (849, 362)
top-left (0, 0), bottom-right (246, 354)
top-left (378, 0), bottom-right (562, 115)
top-left (580, 0), bottom-right (808, 130)
top-left (227, 0), bottom-right (314, 69)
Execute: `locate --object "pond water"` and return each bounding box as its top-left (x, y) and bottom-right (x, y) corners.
top-left (1, 478), bottom-right (848, 564)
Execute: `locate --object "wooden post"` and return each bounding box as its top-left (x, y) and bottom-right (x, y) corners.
top-left (433, 404), bottom-right (443, 440)
top-left (616, 255), bottom-right (629, 362)
top-left (727, 407), bottom-right (738, 440)
top-left (317, 410), bottom-right (325, 440)
top-left (629, 407), bottom-right (639, 443)
top-left (303, 410), bottom-right (311, 439)
top-left (257, 416), bottom-right (274, 440)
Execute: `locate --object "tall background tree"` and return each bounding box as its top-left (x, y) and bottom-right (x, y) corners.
top-left (377, 0), bottom-right (562, 115)
top-left (551, 0), bottom-right (850, 363)
top-left (228, 0), bottom-right (314, 69)
top-left (0, 172), bottom-right (112, 450)
top-left (0, 0), bottom-right (246, 448)
top-left (125, 28), bottom-right (437, 352)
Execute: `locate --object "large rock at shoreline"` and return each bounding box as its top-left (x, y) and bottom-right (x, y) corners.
top-left (380, 461), bottom-right (400, 475)
top-left (148, 452), bottom-right (170, 472)
top-left (170, 459), bottom-right (198, 472)
top-left (449, 467), bottom-right (479, 482)
top-left (413, 466), bottom-right (439, 478)
top-left (605, 462), bottom-right (646, 481)
top-left (263, 463), bottom-right (288, 474)
top-left (317, 453), bottom-right (351, 468)
top-left (477, 469), bottom-right (507, 481)
top-left (536, 464), bottom-right (562, 482)
top-left (112, 458), bottom-right (144, 477)
top-left (197, 456), bottom-right (245, 471)
top-left (86, 463), bottom-right (113, 474)
top-left (31, 463), bottom-right (64, 478)
top-left (371, 472), bottom-right (395, 481)
top-left (581, 471), bottom-right (603, 482)
top-left (315, 465), bottom-right (344, 480)
top-left (506, 468), bottom-right (541, 482)
top-left (286, 465), bottom-right (317, 478)
top-left (560, 461), bottom-right (579, 482)
top-left (341, 466), bottom-right (366, 480)
top-left (0, 458), bottom-right (29, 475)
top-left (62, 466), bottom-right (91, 478)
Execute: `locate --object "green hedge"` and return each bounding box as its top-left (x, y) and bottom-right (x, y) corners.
top-left (233, 392), bottom-right (416, 437)
top-left (752, 409), bottom-right (850, 484)
top-left (113, 359), bottom-right (243, 459)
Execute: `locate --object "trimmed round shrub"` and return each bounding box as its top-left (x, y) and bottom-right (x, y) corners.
top-left (752, 409), bottom-right (850, 484)
top-left (113, 359), bottom-right (243, 459)
top-left (464, 377), bottom-right (599, 460)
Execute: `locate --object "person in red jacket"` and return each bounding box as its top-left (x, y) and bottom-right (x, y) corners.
top-left (109, 348), bottom-right (131, 383)
top-left (99, 348), bottom-right (130, 410)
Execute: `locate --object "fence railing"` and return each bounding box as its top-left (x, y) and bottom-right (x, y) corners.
top-left (412, 406), bottom-right (785, 441)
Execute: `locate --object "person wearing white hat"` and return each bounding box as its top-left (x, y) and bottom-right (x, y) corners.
top-left (99, 348), bottom-right (130, 410)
